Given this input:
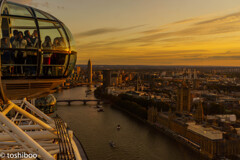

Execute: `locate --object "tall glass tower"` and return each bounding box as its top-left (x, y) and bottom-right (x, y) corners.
top-left (87, 59), bottom-right (92, 84)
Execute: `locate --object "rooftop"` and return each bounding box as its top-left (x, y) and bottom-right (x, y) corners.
top-left (187, 122), bottom-right (223, 140)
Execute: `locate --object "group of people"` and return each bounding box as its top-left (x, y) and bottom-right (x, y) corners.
top-left (1, 29), bottom-right (39, 74)
top-left (1, 29), bottom-right (67, 76)
top-left (1, 30), bottom-right (38, 62)
top-left (42, 36), bottom-right (67, 75)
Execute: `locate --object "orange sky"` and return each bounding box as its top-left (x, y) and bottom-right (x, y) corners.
top-left (76, 11), bottom-right (240, 66)
top-left (10, 0), bottom-right (240, 66)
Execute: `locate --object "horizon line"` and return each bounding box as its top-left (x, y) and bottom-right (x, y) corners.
top-left (76, 64), bottom-right (240, 67)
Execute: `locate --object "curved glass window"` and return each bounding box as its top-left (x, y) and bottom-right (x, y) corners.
top-left (39, 20), bottom-right (69, 77)
top-left (67, 53), bottom-right (77, 76)
top-left (0, 1), bottom-right (77, 80)
top-left (11, 18), bottom-right (36, 29)
top-left (41, 11), bottom-right (57, 21)
top-left (2, 3), bottom-right (33, 17)
top-left (62, 23), bottom-right (76, 52)
top-left (34, 10), bottom-right (49, 19)
top-left (1, 16), bottom-right (38, 77)
top-left (39, 21), bottom-right (68, 50)
top-left (34, 9), bottom-right (56, 21)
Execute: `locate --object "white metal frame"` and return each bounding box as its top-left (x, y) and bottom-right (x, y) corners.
top-left (0, 98), bottom-right (58, 160)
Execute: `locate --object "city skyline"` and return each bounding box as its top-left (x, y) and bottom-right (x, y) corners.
top-left (10, 0), bottom-right (240, 66)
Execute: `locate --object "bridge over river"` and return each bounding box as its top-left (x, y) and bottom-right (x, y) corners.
top-left (57, 99), bottom-right (101, 105)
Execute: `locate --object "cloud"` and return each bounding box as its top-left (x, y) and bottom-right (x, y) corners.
top-left (147, 49), bottom-right (208, 55)
top-left (77, 48), bottom-right (240, 65)
top-left (75, 9), bottom-right (240, 66)
top-left (171, 17), bottom-right (199, 25)
top-left (115, 12), bottom-right (240, 45)
top-left (195, 12), bottom-right (240, 25)
top-left (74, 25), bottom-right (145, 38)
top-left (140, 28), bottom-right (166, 34)
top-left (208, 55), bottom-right (240, 60)
top-left (75, 28), bottom-right (125, 37)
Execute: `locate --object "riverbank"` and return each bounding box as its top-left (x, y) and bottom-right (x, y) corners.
top-left (55, 86), bottom-right (199, 160)
top-left (111, 102), bottom-right (209, 159)
top-left (111, 104), bottom-right (148, 124)
top-left (95, 88), bottom-right (211, 159)
top-left (150, 123), bottom-right (209, 160)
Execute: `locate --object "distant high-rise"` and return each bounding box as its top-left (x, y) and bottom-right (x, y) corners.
top-left (118, 74), bottom-right (123, 85)
top-left (188, 69), bottom-right (192, 79)
top-left (87, 59), bottom-right (92, 84)
top-left (111, 72), bottom-right (119, 86)
top-left (177, 85), bottom-right (191, 112)
top-left (193, 69), bottom-right (197, 79)
top-left (103, 70), bottom-right (111, 87)
top-left (136, 74), bottom-right (141, 91)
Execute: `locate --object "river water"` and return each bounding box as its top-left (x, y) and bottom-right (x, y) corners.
top-left (54, 87), bottom-right (200, 160)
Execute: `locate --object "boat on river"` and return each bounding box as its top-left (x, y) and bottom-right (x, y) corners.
top-left (97, 105), bottom-right (103, 108)
top-left (97, 108), bottom-right (104, 112)
top-left (109, 141), bottom-right (116, 148)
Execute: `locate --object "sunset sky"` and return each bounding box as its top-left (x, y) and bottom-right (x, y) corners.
top-left (9, 0), bottom-right (240, 66)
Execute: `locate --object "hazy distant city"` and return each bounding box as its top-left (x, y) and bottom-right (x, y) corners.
top-left (62, 60), bottom-right (240, 159)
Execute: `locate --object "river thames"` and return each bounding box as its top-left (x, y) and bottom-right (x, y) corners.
top-left (54, 87), bottom-right (202, 160)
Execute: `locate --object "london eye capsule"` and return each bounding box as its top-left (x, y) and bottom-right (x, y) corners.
top-left (0, 0), bottom-right (77, 101)
top-left (0, 1), bottom-right (83, 159)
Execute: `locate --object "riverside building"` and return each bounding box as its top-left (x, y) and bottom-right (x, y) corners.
top-left (148, 85), bottom-right (240, 159)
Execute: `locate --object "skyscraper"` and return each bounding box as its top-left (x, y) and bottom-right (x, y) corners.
top-left (87, 59), bottom-right (92, 84)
